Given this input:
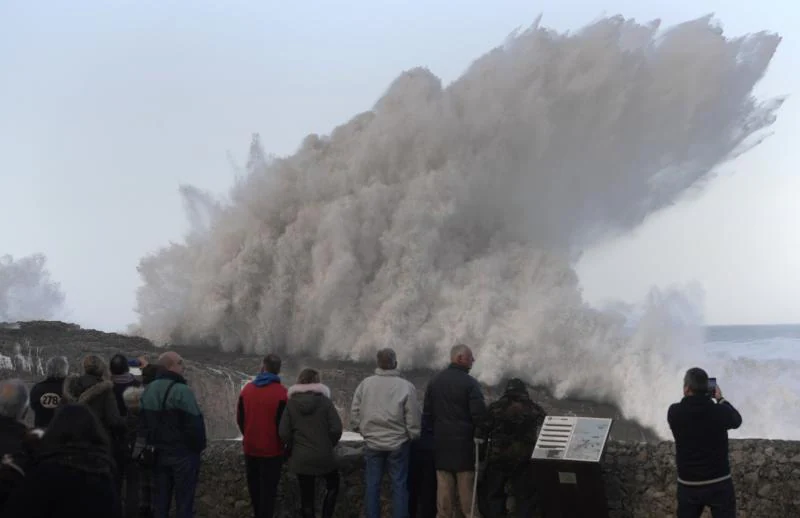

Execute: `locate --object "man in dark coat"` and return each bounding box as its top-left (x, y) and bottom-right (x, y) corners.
top-left (238, 354), bottom-right (288, 518)
top-left (140, 351), bottom-right (206, 518)
top-left (28, 356), bottom-right (69, 428)
top-left (423, 344), bottom-right (488, 518)
top-left (482, 378), bottom-right (546, 518)
top-left (668, 367), bottom-right (742, 518)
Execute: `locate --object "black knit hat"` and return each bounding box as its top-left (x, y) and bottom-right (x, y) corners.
top-left (505, 378), bottom-right (527, 395)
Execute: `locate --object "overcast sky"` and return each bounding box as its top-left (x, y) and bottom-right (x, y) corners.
top-left (1, 0), bottom-right (797, 332)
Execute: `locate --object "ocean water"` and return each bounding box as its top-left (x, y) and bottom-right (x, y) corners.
top-left (695, 324), bottom-right (800, 439)
top-left (706, 324), bottom-right (800, 362)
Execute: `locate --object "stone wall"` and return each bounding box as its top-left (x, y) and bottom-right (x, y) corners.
top-left (194, 439), bottom-right (800, 518)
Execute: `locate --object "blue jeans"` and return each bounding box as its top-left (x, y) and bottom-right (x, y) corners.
top-left (365, 441), bottom-right (411, 518)
top-left (154, 450), bottom-right (201, 518)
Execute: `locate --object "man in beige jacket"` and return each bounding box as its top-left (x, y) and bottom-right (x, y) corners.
top-left (351, 348), bottom-right (421, 518)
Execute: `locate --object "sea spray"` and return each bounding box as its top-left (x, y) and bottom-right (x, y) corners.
top-left (0, 254), bottom-right (65, 322)
top-left (136, 16), bottom-right (796, 439)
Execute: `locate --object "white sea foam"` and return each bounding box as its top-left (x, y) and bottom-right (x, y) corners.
top-left (135, 16), bottom-right (794, 439)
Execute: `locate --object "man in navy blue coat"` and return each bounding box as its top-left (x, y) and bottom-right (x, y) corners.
top-left (668, 367), bottom-right (742, 518)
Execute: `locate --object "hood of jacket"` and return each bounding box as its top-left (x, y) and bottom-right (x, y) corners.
top-left (288, 383), bottom-right (330, 415)
top-left (253, 372), bottom-right (281, 387)
top-left (63, 375), bottom-right (113, 405)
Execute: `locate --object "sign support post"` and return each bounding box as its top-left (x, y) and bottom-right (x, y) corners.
top-left (530, 415), bottom-right (613, 518)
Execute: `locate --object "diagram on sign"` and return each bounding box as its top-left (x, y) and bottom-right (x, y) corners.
top-left (532, 416), bottom-right (613, 463)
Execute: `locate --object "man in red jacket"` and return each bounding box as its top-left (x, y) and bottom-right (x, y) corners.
top-left (237, 354), bottom-right (288, 518)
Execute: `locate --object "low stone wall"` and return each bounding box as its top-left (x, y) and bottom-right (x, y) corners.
top-left (194, 439), bottom-right (800, 518)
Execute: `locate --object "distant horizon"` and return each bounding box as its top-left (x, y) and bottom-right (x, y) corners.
top-left (4, 318), bottom-right (800, 334)
top-left (707, 323), bottom-right (800, 328)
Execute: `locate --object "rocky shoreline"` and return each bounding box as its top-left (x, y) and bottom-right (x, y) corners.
top-left (0, 320), bottom-right (657, 441)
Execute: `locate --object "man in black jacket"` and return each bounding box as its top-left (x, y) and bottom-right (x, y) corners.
top-left (667, 367), bottom-right (742, 518)
top-left (28, 356), bottom-right (69, 429)
top-left (423, 344), bottom-right (487, 518)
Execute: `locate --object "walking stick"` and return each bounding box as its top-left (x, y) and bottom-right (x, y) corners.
top-left (470, 439), bottom-right (480, 518)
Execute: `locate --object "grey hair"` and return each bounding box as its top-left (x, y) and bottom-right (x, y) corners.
top-left (45, 356), bottom-right (70, 378)
top-left (450, 343), bottom-right (471, 361)
top-left (0, 379), bottom-right (30, 420)
top-left (683, 367), bottom-right (709, 395)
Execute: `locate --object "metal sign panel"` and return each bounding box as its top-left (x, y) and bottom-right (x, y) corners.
top-left (532, 416), bottom-right (612, 463)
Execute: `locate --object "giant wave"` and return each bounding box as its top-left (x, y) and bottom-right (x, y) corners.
top-left (134, 16), bottom-right (798, 439)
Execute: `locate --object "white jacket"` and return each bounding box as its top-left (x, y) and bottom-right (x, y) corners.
top-left (350, 369), bottom-right (421, 451)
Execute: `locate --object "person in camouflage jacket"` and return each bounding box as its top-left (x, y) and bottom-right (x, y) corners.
top-left (482, 378), bottom-right (546, 517)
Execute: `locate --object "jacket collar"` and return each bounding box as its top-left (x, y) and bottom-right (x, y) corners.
top-left (447, 363), bottom-right (470, 373)
top-left (680, 394), bottom-right (715, 407)
top-left (374, 368), bottom-right (400, 377)
top-left (156, 370), bottom-right (187, 384)
top-left (111, 372), bottom-right (136, 385)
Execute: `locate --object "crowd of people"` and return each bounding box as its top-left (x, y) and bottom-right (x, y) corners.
top-left (0, 350), bottom-right (202, 518)
top-left (238, 344), bottom-right (547, 518)
top-left (0, 343), bottom-right (742, 518)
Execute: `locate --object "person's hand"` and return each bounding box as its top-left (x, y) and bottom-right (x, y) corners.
top-left (714, 384), bottom-right (723, 400)
top-left (138, 355), bottom-right (149, 367)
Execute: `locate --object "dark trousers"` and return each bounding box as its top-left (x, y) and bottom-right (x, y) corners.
top-left (153, 451), bottom-right (201, 518)
top-left (124, 461), bottom-right (154, 518)
top-left (482, 462), bottom-right (535, 518)
top-left (409, 443), bottom-right (437, 518)
top-left (297, 471), bottom-right (339, 518)
top-left (245, 455), bottom-right (284, 518)
top-left (677, 478), bottom-right (736, 518)
top-left (364, 442), bottom-right (411, 518)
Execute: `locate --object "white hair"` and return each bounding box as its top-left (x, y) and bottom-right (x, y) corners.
top-left (45, 356), bottom-right (70, 378)
top-left (122, 386), bottom-right (145, 410)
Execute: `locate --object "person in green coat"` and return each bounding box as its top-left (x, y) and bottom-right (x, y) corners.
top-left (279, 368), bottom-right (343, 518)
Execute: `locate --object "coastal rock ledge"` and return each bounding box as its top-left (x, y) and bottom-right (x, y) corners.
top-left (196, 439), bottom-right (800, 518)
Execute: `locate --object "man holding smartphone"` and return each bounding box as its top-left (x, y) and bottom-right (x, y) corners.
top-left (667, 367), bottom-right (742, 518)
